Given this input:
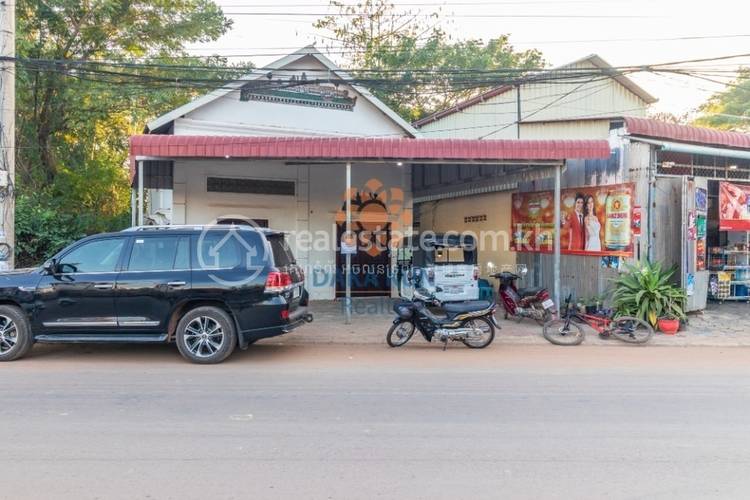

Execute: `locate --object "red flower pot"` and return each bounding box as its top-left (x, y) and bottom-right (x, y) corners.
top-left (657, 318), bottom-right (680, 335)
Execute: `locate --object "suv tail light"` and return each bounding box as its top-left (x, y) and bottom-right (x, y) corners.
top-left (265, 270), bottom-right (293, 293)
top-left (473, 267), bottom-right (480, 280)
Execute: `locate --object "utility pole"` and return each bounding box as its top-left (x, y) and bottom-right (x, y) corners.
top-left (0, 0), bottom-right (14, 270)
top-left (516, 84), bottom-right (521, 139)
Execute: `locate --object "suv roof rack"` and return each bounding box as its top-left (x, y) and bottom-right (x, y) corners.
top-left (121, 224), bottom-right (282, 233)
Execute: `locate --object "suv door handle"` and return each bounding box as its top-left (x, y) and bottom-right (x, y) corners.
top-left (94, 283), bottom-right (114, 290)
top-left (167, 281), bottom-right (186, 287)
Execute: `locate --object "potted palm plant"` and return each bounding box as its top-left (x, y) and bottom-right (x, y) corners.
top-left (611, 262), bottom-right (687, 333)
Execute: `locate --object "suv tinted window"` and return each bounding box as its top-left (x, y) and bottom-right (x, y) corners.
top-left (196, 231), bottom-right (264, 270)
top-left (268, 235), bottom-right (295, 267)
top-left (128, 236), bottom-right (190, 271)
top-left (59, 238), bottom-right (125, 273)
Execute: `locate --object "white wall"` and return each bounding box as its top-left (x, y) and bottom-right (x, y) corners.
top-left (172, 159), bottom-right (412, 300)
top-left (418, 60), bottom-right (649, 140)
top-left (174, 55), bottom-right (407, 139)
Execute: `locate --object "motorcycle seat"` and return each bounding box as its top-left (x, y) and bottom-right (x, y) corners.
top-left (442, 300), bottom-right (492, 313)
top-left (517, 287), bottom-right (543, 298)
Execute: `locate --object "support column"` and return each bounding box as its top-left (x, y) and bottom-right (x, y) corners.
top-left (553, 163), bottom-right (562, 313)
top-left (130, 188), bottom-right (137, 227)
top-left (345, 161), bottom-right (352, 324)
top-left (137, 160), bottom-right (144, 226)
top-left (516, 84), bottom-right (521, 139)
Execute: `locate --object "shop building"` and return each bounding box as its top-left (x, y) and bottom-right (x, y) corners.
top-left (130, 46), bottom-right (611, 302)
top-left (412, 51), bottom-right (750, 311)
top-left (410, 54), bottom-right (657, 278)
top-left (512, 117), bottom-right (750, 311)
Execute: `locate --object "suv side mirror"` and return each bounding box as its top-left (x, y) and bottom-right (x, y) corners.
top-left (42, 259), bottom-right (57, 275)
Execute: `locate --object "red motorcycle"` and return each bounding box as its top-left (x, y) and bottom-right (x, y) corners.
top-left (490, 270), bottom-right (556, 325)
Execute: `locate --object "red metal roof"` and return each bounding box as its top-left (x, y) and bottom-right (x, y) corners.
top-left (624, 117), bottom-right (750, 150)
top-left (130, 135), bottom-right (610, 162)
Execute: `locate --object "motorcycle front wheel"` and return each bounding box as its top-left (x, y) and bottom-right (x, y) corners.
top-left (461, 317), bottom-right (495, 349)
top-left (387, 320), bottom-right (416, 347)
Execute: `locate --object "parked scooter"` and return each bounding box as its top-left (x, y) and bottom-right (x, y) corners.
top-left (491, 269), bottom-right (556, 325)
top-left (387, 288), bottom-right (498, 350)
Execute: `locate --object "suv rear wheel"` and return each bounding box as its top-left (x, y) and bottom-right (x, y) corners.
top-left (175, 306), bottom-right (237, 364)
top-left (0, 305), bottom-right (33, 362)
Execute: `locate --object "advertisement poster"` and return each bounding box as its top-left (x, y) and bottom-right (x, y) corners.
top-left (688, 211), bottom-right (697, 240)
top-left (696, 239), bottom-right (706, 271)
top-left (696, 215), bottom-right (707, 239)
top-left (719, 181), bottom-right (750, 231)
top-left (695, 188), bottom-right (708, 213)
top-left (632, 206), bottom-right (642, 237)
top-left (511, 183), bottom-right (635, 257)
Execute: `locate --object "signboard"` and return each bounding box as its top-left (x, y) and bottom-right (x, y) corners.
top-left (719, 181), bottom-right (750, 231)
top-left (240, 80), bottom-right (358, 111)
top-left (511, 183), bottom-right (635, 257)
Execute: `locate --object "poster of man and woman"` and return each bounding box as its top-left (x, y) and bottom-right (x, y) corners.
top-left (511, 183), bottom-right (635, 257)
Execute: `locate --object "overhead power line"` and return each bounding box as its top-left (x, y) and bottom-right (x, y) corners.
top-left (223, 11), bottom-right (652, 18)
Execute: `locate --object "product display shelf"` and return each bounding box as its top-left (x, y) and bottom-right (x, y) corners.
top-left (709, 234), bottom-right (750, 302)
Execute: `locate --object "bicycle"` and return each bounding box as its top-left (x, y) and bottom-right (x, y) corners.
top-left (542, 295), bottom-right (654, 346)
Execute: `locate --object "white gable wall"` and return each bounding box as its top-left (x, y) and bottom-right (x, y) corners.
top-left (419, 61), bottom-right (649, 140)
top-left (172, 55), bottom-right (407, 138)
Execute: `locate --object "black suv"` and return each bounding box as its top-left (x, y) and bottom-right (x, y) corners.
top-left (0, 225), bottom-right (311, 364)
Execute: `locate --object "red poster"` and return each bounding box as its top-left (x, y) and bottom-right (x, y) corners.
top-left (632, 206), bottom-right (642, 237)
top-left (511, 183), bottom-right (635, 257)
top-left (719, 181), bottom-right (750, 231)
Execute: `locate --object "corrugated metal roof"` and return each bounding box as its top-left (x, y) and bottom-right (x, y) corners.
top-left (624, 117), bottom-right (750, 150)
top-left (129, 135), bottom-right (611, 163)
top-left (413, 54), bottom-right (657, 128)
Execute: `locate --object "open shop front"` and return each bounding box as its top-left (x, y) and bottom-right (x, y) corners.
top-left (709, 180), bottom-right (750, 303)
top-left (652, 145), bottom-right (750, 308)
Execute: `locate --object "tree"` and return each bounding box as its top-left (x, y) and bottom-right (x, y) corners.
top-left (14, 0), bottom-right (244, 263)
top-left (649, 111), bottom-right (690, 125)
top-left (693, 68), bottom-right (750, 132)
top-left (314, 0), bottom-right (544, 121)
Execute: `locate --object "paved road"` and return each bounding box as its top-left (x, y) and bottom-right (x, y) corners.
top-left (2, 343), bottom-right (750, 499)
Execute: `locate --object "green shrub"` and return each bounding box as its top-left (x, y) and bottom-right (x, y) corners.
top-left (15, 192), bottom-right (129, 268)
top-left (612, 261), bottom-right (687, 326)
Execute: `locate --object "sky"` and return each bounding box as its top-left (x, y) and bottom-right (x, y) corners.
top-left (187, 0), bottom-right (750, 116)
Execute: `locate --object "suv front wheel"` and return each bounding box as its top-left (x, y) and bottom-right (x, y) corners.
top-left (175, 306), bottom-right (237, 364)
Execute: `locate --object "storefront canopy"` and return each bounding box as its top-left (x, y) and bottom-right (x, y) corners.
top-left (129, 135), bottom-right (610, 166)
top-left (624, 117), bottom-right (750, 150)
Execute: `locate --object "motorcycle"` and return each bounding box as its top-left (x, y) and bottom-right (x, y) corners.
top-left (387, 288), bottom-right (498, 350)
top-left (491, 269), bottom-right (556, 325)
